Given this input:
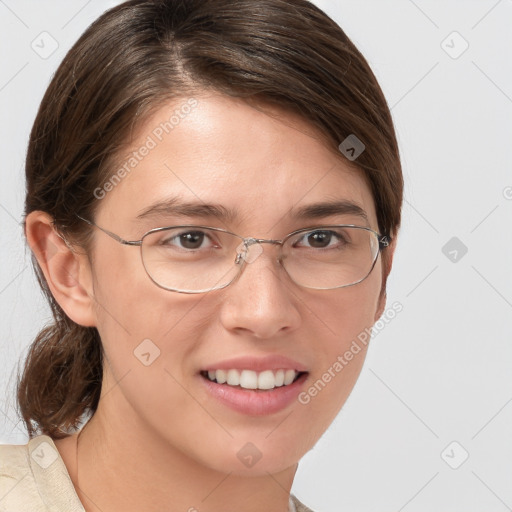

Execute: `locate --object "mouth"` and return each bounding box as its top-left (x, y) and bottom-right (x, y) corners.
top-left (199, 356), bottom-right (310, 416)
top-left (199, 355), bottom-right (310, 415)
top-left (200, 368), bottom-right (307, 391)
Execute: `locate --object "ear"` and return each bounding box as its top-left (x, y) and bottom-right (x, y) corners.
top-left (25, 211), bottom-right (96, 327)
top-left (374, 235), bottom-right (397, 322)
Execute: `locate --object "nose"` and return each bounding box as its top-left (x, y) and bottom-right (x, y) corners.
top-left (219, 242), bottom-right (302, 339)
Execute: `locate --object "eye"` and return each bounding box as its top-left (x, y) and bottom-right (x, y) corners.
top-left (294, 229), bottom-right (349, 249)
top-left (159, 229), bottom-right (219, 251)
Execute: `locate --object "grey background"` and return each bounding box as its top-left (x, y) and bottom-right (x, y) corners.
top-left (1, 1), bottom-right (511, 511)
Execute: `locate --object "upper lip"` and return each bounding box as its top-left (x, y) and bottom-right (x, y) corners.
top-left (201, 355), bottom-right (309, 373)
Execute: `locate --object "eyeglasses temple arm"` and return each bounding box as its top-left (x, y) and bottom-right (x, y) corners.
top-left (75, 215), bottom-right (142, 246)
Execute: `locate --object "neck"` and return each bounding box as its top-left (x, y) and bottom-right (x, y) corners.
top-left (71, 404), bottom-right (296, 512)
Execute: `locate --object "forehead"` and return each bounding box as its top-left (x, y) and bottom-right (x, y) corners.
top-left (96, 93), bottom-right (378, 233)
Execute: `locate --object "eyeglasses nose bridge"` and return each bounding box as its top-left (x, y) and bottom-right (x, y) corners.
top-left (234, 237), bottom-right (283, 265)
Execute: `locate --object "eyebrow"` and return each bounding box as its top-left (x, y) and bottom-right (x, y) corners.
top-left (136, 197), bottom-right (368, 224)
top-left (136, 198), bottom-right (238, 223)
top-left (292, 200), bottom-right (368, 223)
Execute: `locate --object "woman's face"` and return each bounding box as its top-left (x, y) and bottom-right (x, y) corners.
top-left (85, 93), bottom-right (387, 475)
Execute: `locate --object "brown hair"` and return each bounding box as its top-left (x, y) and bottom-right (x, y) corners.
top-left (17, 0), bottom-right (403, 439)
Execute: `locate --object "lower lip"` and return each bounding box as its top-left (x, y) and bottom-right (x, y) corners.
top-left (200, 373), bottom-right (308, 416)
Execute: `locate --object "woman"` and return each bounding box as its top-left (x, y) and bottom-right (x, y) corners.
top-left (0, 0), bottom-right (403, 511)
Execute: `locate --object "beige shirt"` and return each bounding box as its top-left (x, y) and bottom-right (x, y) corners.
top-left (0, 435), bottom-right (314, 512)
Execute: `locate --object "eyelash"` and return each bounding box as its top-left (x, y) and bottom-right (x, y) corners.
top-left (158, 228), bottom-right (349, 251)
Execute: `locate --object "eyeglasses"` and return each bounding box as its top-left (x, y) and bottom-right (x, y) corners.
top-left (76, 215), bottom-right (390, 294)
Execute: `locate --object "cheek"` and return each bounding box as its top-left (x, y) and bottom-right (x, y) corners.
top-left (89, 252), bottom-right (211, 427)
top-left (307, 256), bottom-right (382, 345)
top-left (89, 243), bottom-right (201, 368)
top-left (89, 256), bottom-right (230, 407)
top-left (91, 247), bottom-right (146, 338)
top-left (297, 260), bottom-right (382, 424)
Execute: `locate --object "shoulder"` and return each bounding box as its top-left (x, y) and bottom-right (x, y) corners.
top-left (290, 493), bottom-right (317, 512)
top-left (0, 434), bottom-right (84, 512)
top-left (0, 435), bottom-right (48, 511)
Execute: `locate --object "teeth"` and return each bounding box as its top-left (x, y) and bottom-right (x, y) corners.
top-left (284, 369), bottom-right (296, 385)
top-left (258, 370), bottom-right (275, 390)
top-left (227, 369), bottom-right (240, 386)
top-left (216, 369), bottom-right (227, 384)
top-left (240, 370), bottom-right (258, 389)
top-left (205, 369), bottom-right (300, 390)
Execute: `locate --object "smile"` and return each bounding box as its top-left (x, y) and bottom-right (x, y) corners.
top-left (201, 369), bottom-right (303, 390)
